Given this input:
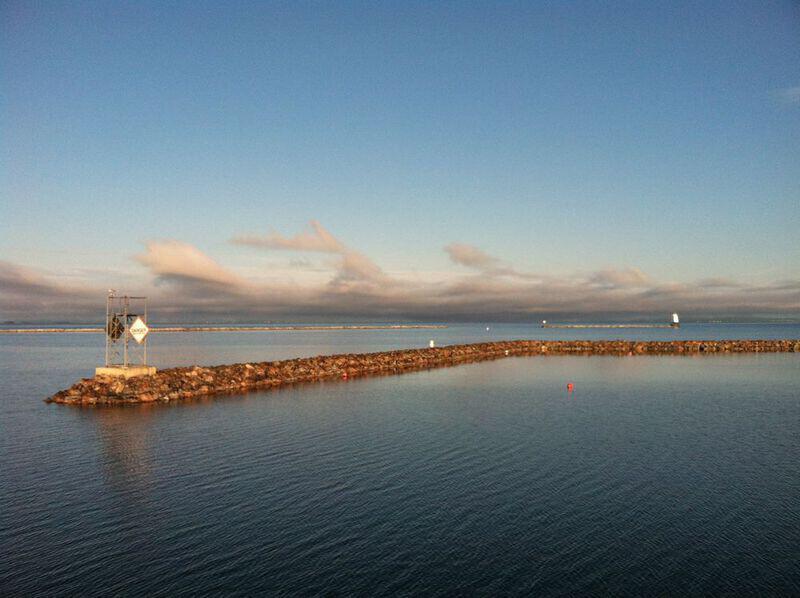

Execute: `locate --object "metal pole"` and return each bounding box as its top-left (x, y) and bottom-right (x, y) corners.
top-left (105, 293), bottom-right (110, 366)
top-left (123, 296), bottom-right (129, 368)
top-left (143, 297), bottom-right (147, 365)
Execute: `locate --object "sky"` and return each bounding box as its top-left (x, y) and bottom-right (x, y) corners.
top-left (1, 1), bottom-right (799, 322)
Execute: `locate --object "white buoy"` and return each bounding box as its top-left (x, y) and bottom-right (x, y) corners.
top-left (486, 326), bottom-right (490, 331)
top-left (429, 339), bottom-right (435, 348)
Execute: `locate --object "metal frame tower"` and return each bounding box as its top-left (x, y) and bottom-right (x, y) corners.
top-left (105, 291), bottom-right (149, 367)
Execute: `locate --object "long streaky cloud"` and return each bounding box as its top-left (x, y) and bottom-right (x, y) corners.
top-left (232, 220), bottom-right (345, 254)
top-left (233, 221), bottom-right (388, 287)
top-left (0, 260), bottom-right (98, 318)
top-left (587, 268), bottom-right (651, 289)
top-left (445, 243), bottom-right (500, 270)
top-left (135, 240), bottom-right (246, 289)
top-left (443, 242), bottom-right (538, 280)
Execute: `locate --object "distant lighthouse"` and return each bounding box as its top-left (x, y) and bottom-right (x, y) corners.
top-left (671, 313), bottom-right (680, 328)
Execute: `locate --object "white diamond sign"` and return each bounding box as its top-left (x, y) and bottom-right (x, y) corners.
top-left (129, 317), bottom-right (149, 344)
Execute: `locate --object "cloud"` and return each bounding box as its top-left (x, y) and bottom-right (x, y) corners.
top-left (234, 220), bottom-right (388, 288)
top-left (443, 243), bottom-right (536, 280)
top-left (135, 240), bottom-right (246, 289)
top-left (445, 243), bottom-right (500, 270)
top-left (0, 261), bottom-right (66, 297)
top-left (758, 279), bottom-right (800, 293)
top-left (232, 220), bottom-right (345, 253)
top-left (695, 277), bottom-right (743, 289)
top-left (777, 86), bottom-right (800, 105)
top-left (0, 260), bottom-right (98, 320)
top-left (289, 258), bottom-right (313, 268)
top-left (331, 251), bottom-right (387, 285)
top-left (588, 268), bottom-right (651, 289)
top-left (3, 229), bottom-right (799, 322)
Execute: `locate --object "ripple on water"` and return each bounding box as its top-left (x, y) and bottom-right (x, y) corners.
top-left (1, 353), bottom-right (800, 596)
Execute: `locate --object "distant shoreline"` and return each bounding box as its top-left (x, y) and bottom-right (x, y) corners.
top-left (542, 324), bottom-right (675, 329)
top-left (1, 324), bottom-right (447, 334)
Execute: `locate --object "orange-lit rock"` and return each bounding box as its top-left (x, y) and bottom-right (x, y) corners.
top-left (46, 339), bottom-right (799, 406)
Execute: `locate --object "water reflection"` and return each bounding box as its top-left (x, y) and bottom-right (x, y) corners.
top-left (78, 406), bottom-right (162, 493)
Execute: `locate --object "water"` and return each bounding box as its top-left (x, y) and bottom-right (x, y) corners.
top-left (2, 324), bottom-right (799, 595)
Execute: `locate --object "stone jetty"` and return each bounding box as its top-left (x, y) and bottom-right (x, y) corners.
top-left (47, 339), bottom-right (799, 406)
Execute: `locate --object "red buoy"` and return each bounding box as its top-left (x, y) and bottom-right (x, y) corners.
top-left (567, 382), bottom-right (574, 392)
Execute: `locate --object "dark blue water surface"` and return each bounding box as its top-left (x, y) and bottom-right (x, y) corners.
top-left (1, 324), bottom-right (799, 596)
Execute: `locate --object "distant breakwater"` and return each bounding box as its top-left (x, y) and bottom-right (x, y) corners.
top-left (542, 324), bottom-right (675, 329)
top-left (46, 339), bottom-right (800, 406)
top-left (2, 324), bottom-right (447, 335)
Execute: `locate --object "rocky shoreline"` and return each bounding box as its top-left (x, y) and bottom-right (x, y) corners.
top-left (47, 339), bottom-right (800, 406)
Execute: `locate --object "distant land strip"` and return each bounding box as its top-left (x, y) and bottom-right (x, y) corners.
top-left (47, 339), bottom-right (800, 406)
top-left (2, 324), bottom-right (447, 334)
top-left (542, 324), bottom-right (674, 328)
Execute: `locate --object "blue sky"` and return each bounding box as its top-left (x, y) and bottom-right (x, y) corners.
top-left (1, 1), bottom-right (799, 321)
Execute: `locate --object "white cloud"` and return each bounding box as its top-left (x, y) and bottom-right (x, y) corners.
top-left (588, 268), bottom-right (651, 289)
top-left (232, 220), bottom-right (345, 253)
top-left (135, 240), bottom-right (246, 289)
top-left (445, 243), bottom-right (500, 270)
top-left (234, 220), bottom-right (388, 289)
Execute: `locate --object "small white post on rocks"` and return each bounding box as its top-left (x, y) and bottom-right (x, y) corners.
top-left (95, 291), bottom-right (157, 378)
top-left (429, 339), bottom-right (435, 348)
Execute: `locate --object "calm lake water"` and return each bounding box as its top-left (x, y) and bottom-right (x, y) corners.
top-left (1, 324), bottom-right (799, 595)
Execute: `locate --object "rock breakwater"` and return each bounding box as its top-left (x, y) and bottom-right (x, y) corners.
top-left (47, 339), bottom-right (799, 406)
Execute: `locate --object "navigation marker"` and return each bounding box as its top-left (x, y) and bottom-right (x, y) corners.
top-left (130, 317), bottom-right (149, 344)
